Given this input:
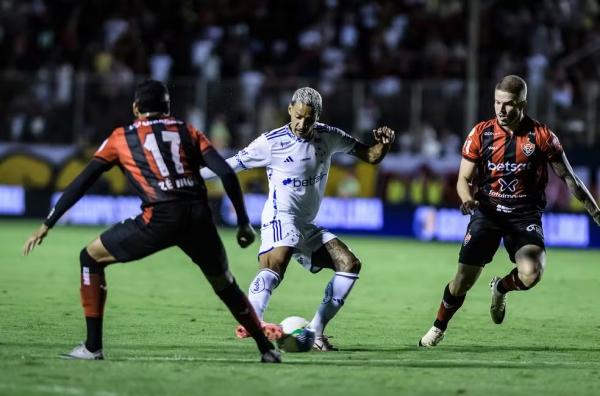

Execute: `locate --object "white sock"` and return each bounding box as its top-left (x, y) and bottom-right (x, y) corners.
top-left (308, 272), bottom-right (359, 336)
top-left (247, 269), bottom-right (280, 321)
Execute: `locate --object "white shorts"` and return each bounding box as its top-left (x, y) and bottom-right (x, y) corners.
top-left (258, 219), bottom-right (337, 273)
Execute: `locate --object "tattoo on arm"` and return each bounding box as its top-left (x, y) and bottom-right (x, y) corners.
top-left (551, 157), bottom-right (600, 216)
top-left (349, 141), bottom-right (388, 164)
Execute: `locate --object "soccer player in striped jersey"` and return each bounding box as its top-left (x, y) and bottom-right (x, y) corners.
top-left (419, 75), bottom-right (600, 347)
top-left (201, 87), bottom-right (395, 351)
top-left (23, 80), bottom-right (281, 363)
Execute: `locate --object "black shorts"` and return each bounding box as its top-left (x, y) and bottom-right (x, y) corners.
top-left (458, 209), bottom-right (545, 267)
top-left (100, 201), bottom-right (228, 277)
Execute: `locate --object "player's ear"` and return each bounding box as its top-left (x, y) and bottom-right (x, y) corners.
top-left (519, 100), bottom-right (527, 111)
top-left (132, 102), bottom-right (139, 117)
top-left (288, 104), bottom-right (293, 117)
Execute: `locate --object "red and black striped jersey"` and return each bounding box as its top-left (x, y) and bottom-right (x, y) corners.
top-left (94, 116), bottom-right (213, 205)
top-left (462, 116), bottom-right (563, 213)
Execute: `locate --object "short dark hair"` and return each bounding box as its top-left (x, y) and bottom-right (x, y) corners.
top-left (134, 80), bottom-right (170, 114)
top-left (495, 75), bottom-right (527, 101)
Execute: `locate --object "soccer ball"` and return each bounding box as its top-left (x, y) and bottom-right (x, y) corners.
top-left (276, 316), bottom-right (315, 353)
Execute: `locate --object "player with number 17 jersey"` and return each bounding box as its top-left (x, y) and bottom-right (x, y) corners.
top-left (95, 117), bottom-right (213, 209)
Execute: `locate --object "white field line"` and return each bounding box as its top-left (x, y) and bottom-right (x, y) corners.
top-left (21, 354), bottom-right (600, 367)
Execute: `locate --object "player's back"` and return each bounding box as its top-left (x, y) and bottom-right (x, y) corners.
top-left (95, 116), bottom-right (213, 205)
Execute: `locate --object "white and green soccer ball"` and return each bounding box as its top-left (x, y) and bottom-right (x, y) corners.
top-left (276, 316), bottom-right (315, 353)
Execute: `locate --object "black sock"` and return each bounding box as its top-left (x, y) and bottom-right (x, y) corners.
top-left (433, 284), bottom-right (466, 331)
top-left (85, 316), bottom-right (103, 352)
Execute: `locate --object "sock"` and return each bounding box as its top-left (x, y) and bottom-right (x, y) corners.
top-left (216, 281), bottom-right (274, 354)
top-left (79, 249), bottom-right (107, 352)
top-left (496, 268), bottom-right (530, 293)
top-left (308, 272), bottom-right (359, 336)
top-left (433, 284), bottom-right (466, 332)
top-left (247, 269), bottom-right (280, 321)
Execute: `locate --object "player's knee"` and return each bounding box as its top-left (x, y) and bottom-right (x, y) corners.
top-left (338, 255), bottom-right (361, 274)
top-left (80, 248), bottom-right (104, 273)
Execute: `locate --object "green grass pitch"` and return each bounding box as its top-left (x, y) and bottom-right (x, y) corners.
top-left (1, 219), bottom-right (599, 396)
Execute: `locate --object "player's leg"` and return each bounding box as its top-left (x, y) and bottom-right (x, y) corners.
top-left (489, 217), bottom-right (546, 324)
top-left (305, 237), bottom-right (360, 351)
top-left (420, 212), bottom-right (502, 346)
top-left (177, 214), bottom-right (281, 362)
top-left (245, 219), bottom-right (298, 323)
top-left (67, 238), bottom-right (116, 359)
top-left (249, 246), bottom-right (294, 321)
top-left (65, 210), bottom-right (177, 360)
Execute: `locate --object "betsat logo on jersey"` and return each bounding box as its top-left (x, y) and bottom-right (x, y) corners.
top-left (487, 160), bottom-right (532, 172)
top-left (282, 172), bottom-right (327, 187)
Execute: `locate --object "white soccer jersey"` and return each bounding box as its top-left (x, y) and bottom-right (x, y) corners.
top-left (201, 122), bottom-right (357, 225)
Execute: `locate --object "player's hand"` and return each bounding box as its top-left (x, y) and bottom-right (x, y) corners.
top-left (373, 126), bottom-right (395, 145)
top-left (460, 200), bottom-right (479, 215)
top-left (23, 224), bottom-right (49, 256)
top-left (236, 223), bottom-right (256, 248)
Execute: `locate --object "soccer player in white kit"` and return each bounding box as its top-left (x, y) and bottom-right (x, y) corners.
top-left (201, 87), bottom-right (395, 350)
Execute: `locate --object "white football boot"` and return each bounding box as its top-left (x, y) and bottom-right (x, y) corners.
top-left (418, 326), bottom-right (445, 347)
top-left (490, 276), bottom-right (507, 324)
top-left (313, 335), bottom-right (338, 351)
top-left (61, 342), bottom-right (104, 360)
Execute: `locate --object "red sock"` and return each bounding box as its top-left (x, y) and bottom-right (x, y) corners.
top-left (433, 284), bottom-right (466, 331)
top-left (80, 249), bottom-right (107, 352)
top-left (497, 268), bottom-right (529, 293)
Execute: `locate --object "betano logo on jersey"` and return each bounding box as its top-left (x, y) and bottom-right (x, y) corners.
top-left (282, 172), bottom-right (327, 187)
top-left (487, 160), bottom-right (532, 172)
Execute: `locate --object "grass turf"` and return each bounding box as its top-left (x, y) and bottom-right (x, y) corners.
top-left (1, 219), bottom-right (599, 396)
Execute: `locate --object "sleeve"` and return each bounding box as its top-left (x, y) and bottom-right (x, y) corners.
top-left (197, 130), bottom-right (214, 153)
top-left (461, 125), bottom-right (482, 162)
top-left (44, 159), bottom-right (113, 228)
top-left (94, 129), bottom-right (121, 164)
top-left (200, 156), bottom-right (239, 180)
top-left (202, 150), bottom-right (249, 225)
top-left (324, 125), bottom-right (358, 154)
top-left (234, 134), bottom-right (272, 168)
top-left (538, 128), bottom-right (563, 161)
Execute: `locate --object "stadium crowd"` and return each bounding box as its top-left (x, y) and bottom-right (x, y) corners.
top-left (1, 0), bottom-right (600, 151)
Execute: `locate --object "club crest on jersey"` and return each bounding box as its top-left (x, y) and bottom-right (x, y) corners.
top-left (522, 143), bottom-right (535, 157)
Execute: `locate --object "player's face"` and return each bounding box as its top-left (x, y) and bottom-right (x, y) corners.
top-left (288, 102), bottom-right (317, 139)
top-left (494, 90), bottom-right (525, 129)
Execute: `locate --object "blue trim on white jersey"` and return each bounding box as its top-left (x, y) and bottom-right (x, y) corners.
top-left (266, 132), bottom-right (288, 140)
top-left (265, 126), bottom-right (287, 137)
top-left (234, 153), bottom-right (248, 170)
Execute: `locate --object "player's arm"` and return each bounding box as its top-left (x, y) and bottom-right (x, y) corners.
top-left (457, 158), bottom-right (479, 215)
top-left (23, 159), bottom-right (113, 255)
top-left (200, 155), bottom-right (244, 180)
top-left (549, 152), bottom-right (600, 225)
top-left (202, 148), bottom-right (255, 247)
top-left (349, 126), bottom-right (395, 164)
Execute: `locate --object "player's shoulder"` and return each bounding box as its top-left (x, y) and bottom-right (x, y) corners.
top-left (314, 122), bottom-right (341, 133)
top-left (260, 125), bottom-right (291, 142)
top-left (469, 118), bottom-right (495, 137)
top-left (125, 117), bottom-right (185, 132)
top-left (313, 122), bottom-right (351, 141)
top-left (526, 116), bottom-right (552, 134)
